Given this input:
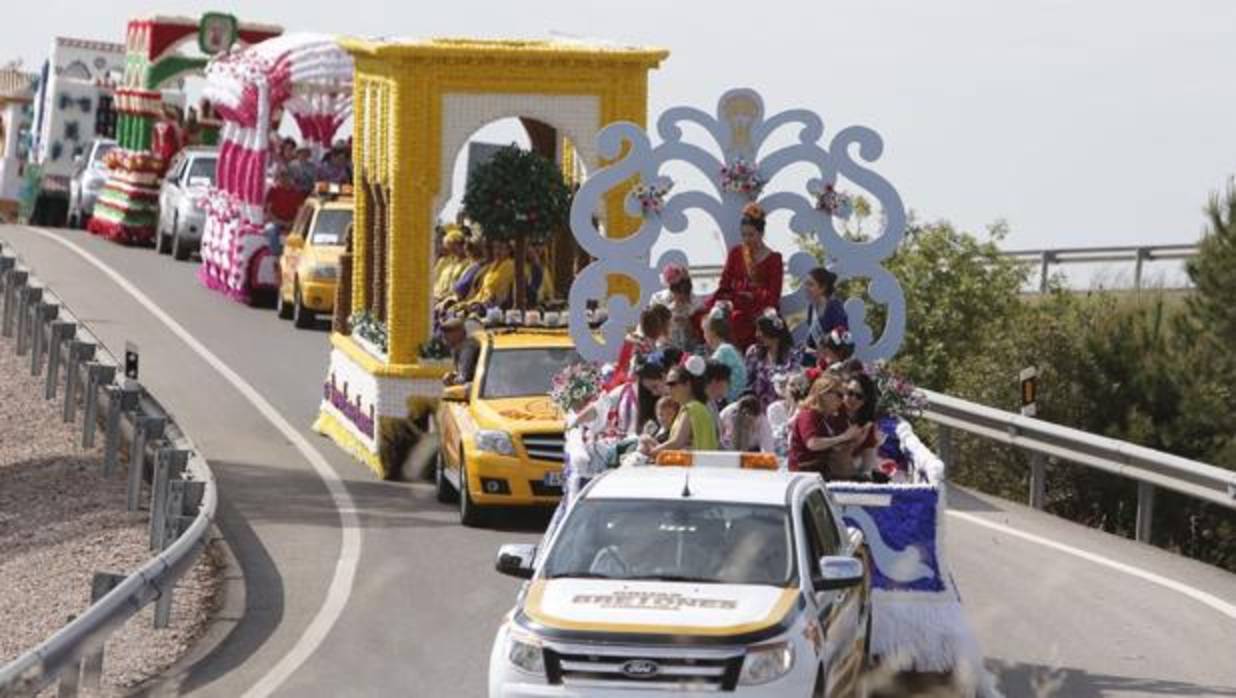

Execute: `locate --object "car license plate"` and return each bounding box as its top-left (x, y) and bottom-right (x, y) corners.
top-left (543, 471), bottom-right (564, 488)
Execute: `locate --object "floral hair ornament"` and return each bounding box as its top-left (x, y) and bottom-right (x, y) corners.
top-left (660, 263), bottom-right (689, 288)
top-left (761, 307), bottom-right (786, 331)
top-left (826, 326), bottom-right (855, 348)
top-left (709, 300), bottom-right (734, 321)
top-left (741, 201), bottom-right (766, 223)
top-left (683, 354), bottom-right (708, 378)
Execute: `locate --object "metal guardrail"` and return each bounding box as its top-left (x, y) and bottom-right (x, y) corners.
top-left (0, 242), bottom-right (216, 697)
top-left (689, 242), bottom-right (1200, 294)
top-left (921, 388), bottom-right (1236, 544)
top-left (1001, 244), bottom-right (1199, 293)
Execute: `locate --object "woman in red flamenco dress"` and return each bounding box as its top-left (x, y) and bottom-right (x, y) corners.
top-left (702, 202), bottom-right (784, 349)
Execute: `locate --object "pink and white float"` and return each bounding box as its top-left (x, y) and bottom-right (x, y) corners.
top-left (198, 33), bottom-right (352, 304)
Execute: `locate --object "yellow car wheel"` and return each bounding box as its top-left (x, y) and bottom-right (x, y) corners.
top-left (276, 284), bottom-right (293, 320)
top-left (292, 281), bottom-right (316, 329)
top-left (435, 445), bottom-right (455, 504)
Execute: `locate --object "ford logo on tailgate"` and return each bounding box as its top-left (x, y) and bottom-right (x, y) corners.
top-left (621, 659), bottom-right (661, 679)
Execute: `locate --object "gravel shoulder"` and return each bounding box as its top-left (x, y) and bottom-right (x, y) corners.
top-left (0, 330), bottom-right (221, 695)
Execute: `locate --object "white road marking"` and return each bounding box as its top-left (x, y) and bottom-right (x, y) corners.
top-left (947, 510), bottom-right (1236, 622)
top-left (19, 227), bottom-right (360, 697)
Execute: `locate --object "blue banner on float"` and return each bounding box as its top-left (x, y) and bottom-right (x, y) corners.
top-left (828, 484), bottom-right (944, 594)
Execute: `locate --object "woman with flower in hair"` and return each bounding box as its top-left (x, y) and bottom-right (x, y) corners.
top-left (639, 357), bottom-right (718, 455)
top-left (651, 263), bottom-right (703, 350)
top-left (703, 202), bottom-right (784, 349)
top-left (743, 309), bottom-right (800, 411)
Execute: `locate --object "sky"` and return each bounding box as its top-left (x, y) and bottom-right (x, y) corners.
top-left (6, 0), bottom-right (1235, 284)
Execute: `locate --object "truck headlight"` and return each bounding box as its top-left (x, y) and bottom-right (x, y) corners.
top-left (308, 264), bottom-right (337, 280)
top-left (739, 641), bottom-right (794, 685)
top-left (507, 631), bottom-right (545, 675)
top-left (476, 430), bottom-right (516, 457)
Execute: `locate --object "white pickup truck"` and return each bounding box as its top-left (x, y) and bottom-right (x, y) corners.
top-left (488, 457), bottom-right (872, 697)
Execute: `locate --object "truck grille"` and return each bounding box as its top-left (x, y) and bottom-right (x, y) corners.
top-left (521, 433), bottom-right (565, 463)
top-left (544, 643), bottom-right (743, 692)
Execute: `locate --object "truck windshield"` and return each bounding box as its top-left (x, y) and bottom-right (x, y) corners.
top-left (542, 499), bottom-right (796, 587)
top-left (481, 347), bottom-right (581, 399)
top-left (311, 209), bottom-right (353, 246)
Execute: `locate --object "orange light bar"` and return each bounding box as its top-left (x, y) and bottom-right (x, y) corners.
top-left (740, 453), bottom-right (779, 470)
top-left (655, 451), bottom-right (693, 467)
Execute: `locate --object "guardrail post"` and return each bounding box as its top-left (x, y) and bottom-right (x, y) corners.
top-left (31, 301), bottom-right (59, 375)
top-left (62, 340), bottom-right (96, 423)
top-left (1038, 251), bottom-right (1053, 294)
top-left (1, 268), bottom-right (26, 337)
top-left (81, 363), bottom-right (116, 448)
top-left (1133, 247), bottom-right (1148, 291)
top-left (128, 415), bottom-right (165, 511)
top-left (55, 614), bottom-right (80, 698)
top-left (150, 448), bottom-right (187, 550)
top-left (1029, 453), bottom-right (1047, 510)
top-left (104, 383), bottom-right (140, 477)
top-left (16, 285), bottom-right (42, 356)
top-left (45, 320), bottom-right (76, 399)
top-left (1136, 482), bottom-right (1156, 543)
top-left (936, 425), bottom-right (954, 467)
top-left (81, 572), bottom-right (125, 689)
top-left (154, 480), bottom-right (204, 628)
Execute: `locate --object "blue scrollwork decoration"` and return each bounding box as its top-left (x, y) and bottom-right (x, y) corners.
top-left (567, 88), bottom-right (907, 364)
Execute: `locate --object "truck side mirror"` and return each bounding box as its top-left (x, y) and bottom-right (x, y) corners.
top-left (495, 544), bottom-right (536, 579)
top-left (813, 555), bottom-right (864, 591)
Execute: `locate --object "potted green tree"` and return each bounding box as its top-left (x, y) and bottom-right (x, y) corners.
top-left (462, 144), bottom-right (571, 310)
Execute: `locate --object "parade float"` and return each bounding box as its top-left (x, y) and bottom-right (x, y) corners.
top-left (88, 14), bottom-right (280, 244)
top-left (23, 36), bottom-right (124, 226)
top-left (552, 88), bottom-right (991, 692)
top-left (197, 33), bottom-right (353, 304)
top-left (311, 38), bottom-right (668, 478)
top-left (0, 67), bottom-right (35, 223)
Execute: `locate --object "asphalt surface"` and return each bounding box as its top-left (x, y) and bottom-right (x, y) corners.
top-left (2, 223), bottom-right (1235, 698)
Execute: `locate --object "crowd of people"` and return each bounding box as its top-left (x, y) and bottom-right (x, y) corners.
top-left (262, 137), bottom-right (354, 253)
top-left (566, 201), bottom-right (897, 483)
top-left (429, 216), bottom-right (558, 318)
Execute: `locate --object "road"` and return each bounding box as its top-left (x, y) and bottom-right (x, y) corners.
top-left (2, 223), bottom-right (1235, 698)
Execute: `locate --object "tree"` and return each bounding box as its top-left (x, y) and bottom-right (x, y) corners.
top-left (462, 145), bottom-right (571, 310)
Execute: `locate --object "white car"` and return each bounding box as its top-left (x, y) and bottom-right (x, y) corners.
top-left (156, 147), bottom-right (217, 260)
top-left (67, 138), bottom-right (116, 229)
top-left (489, 457), bottom-right (872, 697)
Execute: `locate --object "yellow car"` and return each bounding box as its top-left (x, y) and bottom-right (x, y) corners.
top-left (276, 186), bottom-right (353, 328)
top-left (435, 328), bottom-right (581, 526)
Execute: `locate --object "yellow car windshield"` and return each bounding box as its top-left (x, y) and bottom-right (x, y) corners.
top-left (480, 347), bottom-right (582, 399)
top-left (311, 209), bottom-right (353, 246)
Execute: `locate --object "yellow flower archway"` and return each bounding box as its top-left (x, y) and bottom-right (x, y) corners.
top-left (315, 37), bottom-right (667, 477)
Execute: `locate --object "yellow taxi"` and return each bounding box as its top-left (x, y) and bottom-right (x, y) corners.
top-left (276, 184), bottom-right (353, 328)
top-left (435, 328), bottom-right (581, 526)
